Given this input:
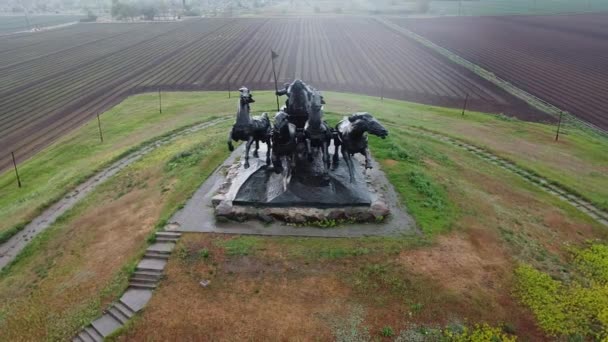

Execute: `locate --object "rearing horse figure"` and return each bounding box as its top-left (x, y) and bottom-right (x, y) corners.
top-left (270, 110), bottom-right (296, 175)
top-left (227, 87), bottom-right (272, 169)
top-left (304, 92), bottom-right (332, 177)
top-left (334, 113), bottom-right (388, 183)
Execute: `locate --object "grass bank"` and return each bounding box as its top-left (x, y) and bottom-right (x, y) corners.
top-left (0, 120), bottom-right (231, 340)
top-left (1, 90), bottom-right (606, 340)
top-left (0, 92), bottom-right (234, 241)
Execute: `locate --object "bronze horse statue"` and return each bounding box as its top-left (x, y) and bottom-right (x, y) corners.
top-left (227, 87), bottom-right (272, 169)
top-left (304, 92), bottom-right (333, 177)
top-left (270, 110), bottom-right (297, 175)
top-left (334, 113), bottom-right (388, 183)
top-left (276, 79), bottom-right (325, 129)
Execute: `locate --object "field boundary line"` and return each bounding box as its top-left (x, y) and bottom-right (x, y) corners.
top-left (376, 17), bottom-right (608, 138)
top-left (0, 117), bottom-right (228, 271)
top-left (390, 123), bottom-right (608, 227)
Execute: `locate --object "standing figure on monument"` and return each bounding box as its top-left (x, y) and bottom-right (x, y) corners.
top-left (276, 79), bottom-right (326, 128)
top-left (227, 87), bottom-right (272, 169)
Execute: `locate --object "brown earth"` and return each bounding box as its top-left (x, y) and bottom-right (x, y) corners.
top-left (393, 14), bottom-right (608, 130)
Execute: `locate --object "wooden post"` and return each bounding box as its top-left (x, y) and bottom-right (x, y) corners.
top-left (555, 111), bottom-right (564, 142)
top-left (461, 93), bottom-right (469, 116)
top-left (380, 82), bottom-right (384, 101)
top-left (158, 88), bottom-right (162, 114)
top-left (11, 152), bottom-right (21, 188)
top-left (228, 80), bottom-right (231, 99)
top-left (97, 113), bottom-right (104, 143)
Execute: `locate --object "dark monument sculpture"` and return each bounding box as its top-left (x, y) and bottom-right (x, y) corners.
top-left (303, 91), bottom-right (333, 179)
top-left (226, 87), bottom-right (272, 169)
top-left (334, 112), bottom-right (389, 182)
top-left (217, 80), bottom-right (390, 222)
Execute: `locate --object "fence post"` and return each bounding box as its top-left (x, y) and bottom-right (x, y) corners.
top-left (97, 113), bottom-right (104, 143)
top-left (158, 88), bottom-right (162, 114)
top-left (461, 93), bottom-right (469, 116)
top-left (555, 111), bottom-right (564, 141)
top-left (11, 152), bottom-right (21, 188)
top-left (380, 82), bottom-right (384, 101)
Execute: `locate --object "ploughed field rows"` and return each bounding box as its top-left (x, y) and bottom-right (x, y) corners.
top-left (0, 17), bottom-right (539, 172)
top-left (391, 14), bottom-right (608, 130)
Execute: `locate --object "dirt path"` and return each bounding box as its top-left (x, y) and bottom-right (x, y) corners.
top-left (0, 118), bottom-right (227, 270)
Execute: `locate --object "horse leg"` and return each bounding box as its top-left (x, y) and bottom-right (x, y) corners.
top-left (244, 136), bottom-right (254, 169)
top-left (322, 141), bottom-right (330, 171)
top-left (332, 140), bottom-right (340, 169)
top-left (253, 140), bottom-right (259, 158)
top-left (342, 147), bottom-right (355, 183)
top-left (272, 152), bottom-right (282, 174)
top-left (227, 129), bottom-right (234, 151)
top-left (364, 147), bottom-right (373, 169)
top-left (306, 139), bottom-right (313, 162)
top-left (265, 139), bottom-right (272, 166)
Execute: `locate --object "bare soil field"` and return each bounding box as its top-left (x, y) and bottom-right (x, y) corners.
top-left (0, 17), bottom-right (543, 172)
top-left (391, 13), bottom-right (608, 131)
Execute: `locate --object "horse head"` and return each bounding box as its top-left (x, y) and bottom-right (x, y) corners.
top-left (348, 112), bottom-right (388, 139)
top-left (239, 87), bottom-right (254, 106)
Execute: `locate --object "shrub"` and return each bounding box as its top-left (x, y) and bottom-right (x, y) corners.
top-left (416, 0), bottom-right (430, 13)
top-left (381, 326), bottom-right (394, 337)
top-left (444, 323), bottom-right (516, 341)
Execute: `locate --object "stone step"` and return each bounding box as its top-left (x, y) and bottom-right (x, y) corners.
top-left (115, 300), bottom-right (136, 317)
top-left (75, 325), bottom-right (101, 342)
top-left (156, 231), bottom-right (181, 238)
top-left (131, 276), bottom-right (159, 284)
top-left (84, 326), bottom-right (104, 342)
top-left (91, 315), bottom-right (122, 338)
top-left (147, 243), bottom-right (174, 254)
top-left (133, 271), bottom-right (162, 280)
top-left (144, 251), bottom-right (170, 260)
top-left (73, 333), bottom-right (89, 342)
top-left (156, 237), bottom-right (179, 243)
top-left (135, 266), bottom-right (164, 273)
top-left (129, 281), bottom-right (157, 290)
top-left (107, 306), bottom-right (130, 325)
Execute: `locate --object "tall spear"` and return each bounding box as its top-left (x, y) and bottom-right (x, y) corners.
top-left (271, 50), bottom-right (280, 112)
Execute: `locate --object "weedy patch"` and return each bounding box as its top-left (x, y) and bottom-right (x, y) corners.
top-left (393, 323), bottom-right (516, 341)
top-left (515, 243), bottom-right (608, 339)
top-left (214, 236), bottom-right (261, 256)
top-left (322, 304), bottom-right (371, 342)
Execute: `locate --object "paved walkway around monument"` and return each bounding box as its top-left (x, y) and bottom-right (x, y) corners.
top-left (169, 144), bottom-right (418, 237)
top-left (0, 117), bottom-right (228, 271)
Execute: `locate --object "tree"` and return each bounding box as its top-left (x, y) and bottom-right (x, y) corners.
top-left (140, 5), bottom-right (157, 20)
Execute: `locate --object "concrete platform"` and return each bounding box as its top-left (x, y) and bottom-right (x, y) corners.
top-left (169, 145), bottom-right (417, 237)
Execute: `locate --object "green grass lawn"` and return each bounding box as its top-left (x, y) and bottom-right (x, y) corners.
top-left (1, 91), bottom-right (607, 340)
top-left (1, 91), bottom-right (606, 243)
